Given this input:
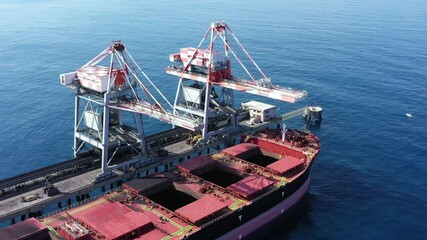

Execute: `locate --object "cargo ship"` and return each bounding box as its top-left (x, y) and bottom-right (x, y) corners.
top-left (0, 129), bottom-right (319, 240)
top-left (0, 21), bottom-right (322, 239)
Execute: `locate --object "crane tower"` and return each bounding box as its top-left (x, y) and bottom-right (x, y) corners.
top-left (60, 41), bottom-right (202, 179)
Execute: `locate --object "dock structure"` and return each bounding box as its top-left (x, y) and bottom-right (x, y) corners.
top-left (0, 21), bottom-right (323, 228)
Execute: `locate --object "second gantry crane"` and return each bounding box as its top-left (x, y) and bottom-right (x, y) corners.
top-left (166, 21), bottom-right (308, 139)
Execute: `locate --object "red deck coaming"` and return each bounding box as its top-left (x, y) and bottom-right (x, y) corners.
top-left (70, 202), bottom-right (152, 239)
top-left (177, 155), bottom-right (216, 174)
top-left (126, 202), bottom-right (195, 239)
top-left (222, 143), bottom-right (259, 157)
top-left (175, 195), bottom-right (228, 225)
top-left (123, 174), bottom-right (171, 195)
top-left (134, 228), bottom-right (169, 240)
top-left (266, 156), bottom-right (304, 175)
top-left (245, 137), bottom-right (306, 159)
top-left (226, 175), bottom-right (276, 199)
top-left (0, 217), bottom-right (49, 240)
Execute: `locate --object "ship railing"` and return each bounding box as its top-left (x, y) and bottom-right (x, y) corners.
top-left (199, 208), bottom-right (235, 229)
top-left (280, 107), bottom-right (307, 121)
top-left (37, 186), bottom-right (122, 220)
top-left (251, 184), bottom-right (284, 203)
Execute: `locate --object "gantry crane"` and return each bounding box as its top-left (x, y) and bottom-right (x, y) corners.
top-left (59, 22), bottom-right (310, 178)
top-left (60, 41), bottom-right (203, 178)
top-left (166, 21), bottom-right (308, 138)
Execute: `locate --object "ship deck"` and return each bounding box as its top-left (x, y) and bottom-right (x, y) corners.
top-left (35, 131), bottom-right (319, 239)
top-left (0, 115), bottom-right (289, 223)
top-left (0, 169), bottom-right (102, 223)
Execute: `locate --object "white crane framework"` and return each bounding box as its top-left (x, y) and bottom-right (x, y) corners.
top-left (166, 21), bottom-right (308, 138)
top-left (60, 41), bottom-right (203, 177)
top-left (61, 41), bottom-right (204, 132)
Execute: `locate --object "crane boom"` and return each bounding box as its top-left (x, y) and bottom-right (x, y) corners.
top-left (166, 68), bottom-right (307, 103)
top-left (166, 21), bottom-right (308, 103)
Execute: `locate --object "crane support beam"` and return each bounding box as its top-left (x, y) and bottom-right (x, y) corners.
top-left (110, 101), bottom-right (203, 131)
top-left (166, 67), bottom-right (307, 103)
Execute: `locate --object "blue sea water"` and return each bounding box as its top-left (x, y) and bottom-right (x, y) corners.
top-left (1, 0), bottom-right (427, 239)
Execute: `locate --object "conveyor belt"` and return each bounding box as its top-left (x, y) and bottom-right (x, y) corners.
top-left (0, 155), bottom-right (97, 191)
top-left (0, 127), bottom-right (190, 191)
top-left (145, 127), bottom-right (190, 142)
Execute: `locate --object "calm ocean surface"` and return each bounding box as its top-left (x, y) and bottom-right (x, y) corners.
top-left (1, 0), bottom-right (426, 239)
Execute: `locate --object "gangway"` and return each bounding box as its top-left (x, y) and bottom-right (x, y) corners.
top-left (281, 107), bottom-right (307, 121)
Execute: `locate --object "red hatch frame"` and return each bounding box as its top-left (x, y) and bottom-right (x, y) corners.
top-left (266, 156), bottom-right (304, 175)
top-left (226, 175), bottom-right (276, 199)
top-left (70, 202), bottom-right (152, 239)
top-left (175, 195), bottom-right (228, 225)
top-left (177, 155), bottom-right (217, 174)
top-left (222, 143), bottom-right (259, 157)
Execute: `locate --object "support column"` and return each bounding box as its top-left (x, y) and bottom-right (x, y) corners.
top-left (173, 78), bottom-right (183, 113)
top-left (227, 88), bottom-right (236, 129)
top-left (73, 94), bottom-right (80, 157)
top-left (118, 110), bottom-right (124, 126)
top-left (101, 94), bottom-right (111, 174)
top-left (134, 113), bottom-right (147, 157)
top-left (202, 84), bottom-right (212, 138)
